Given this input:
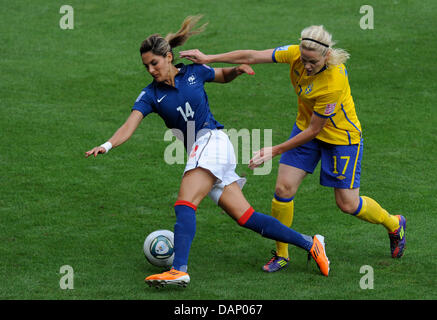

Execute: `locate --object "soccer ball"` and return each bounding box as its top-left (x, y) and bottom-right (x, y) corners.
top-left (143, 229), bottom-right (174, 268)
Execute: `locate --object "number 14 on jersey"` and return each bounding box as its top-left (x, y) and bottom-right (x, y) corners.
top-left (177, 102), bottom-right (195, 122)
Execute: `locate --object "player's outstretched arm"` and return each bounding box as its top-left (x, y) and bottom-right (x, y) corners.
top-left (85, 110), bottom-right (143, 158)
top-left (249, 114), bottom-right (327, 169)
top-left (180, 49), bottom-right (274, 65)
top-left (213, 64), bottom-right (255, 83)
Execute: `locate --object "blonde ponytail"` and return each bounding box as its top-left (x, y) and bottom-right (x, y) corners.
top-left (299, 25), bottom-right (350, 66)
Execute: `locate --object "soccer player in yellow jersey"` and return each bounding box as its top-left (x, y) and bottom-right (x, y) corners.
top-left (180, 25), bottom-right (406, 272)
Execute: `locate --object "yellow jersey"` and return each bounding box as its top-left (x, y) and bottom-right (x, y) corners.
top-left (273, 44), bottom-right (361, 145)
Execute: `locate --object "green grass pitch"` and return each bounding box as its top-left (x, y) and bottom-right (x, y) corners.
top-left (1, 0), bottom-right (436, 301)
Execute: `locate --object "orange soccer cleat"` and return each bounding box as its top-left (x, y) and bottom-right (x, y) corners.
top-left (145, 268), bottom-right (190, 288)
top-left (308, 235), bottom-right (330, 277)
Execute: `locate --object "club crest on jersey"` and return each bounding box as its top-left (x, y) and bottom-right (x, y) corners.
top-left (187, 74), bottom-right (197, 85)
top-left (324, 103), bottom-right (336, 115)
top-left (305, 83), bottom-right (313, 94)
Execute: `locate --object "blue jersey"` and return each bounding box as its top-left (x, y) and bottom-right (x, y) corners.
top-left (132, 63), bottom-right (224, 148)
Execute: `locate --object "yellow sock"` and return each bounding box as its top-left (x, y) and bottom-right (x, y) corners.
top-left (271, 197), bottom-right (294, 258)
top-left (355, 196), bottom-right (399, 232)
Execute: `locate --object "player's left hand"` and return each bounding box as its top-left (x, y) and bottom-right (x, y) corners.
top-left (235, 64), bottom-right (255, 76)
top-left (249, 147), bottom-right (276, 169)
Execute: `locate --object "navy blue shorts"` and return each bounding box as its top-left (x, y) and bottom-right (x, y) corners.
top-left (279, 124), bottom-right (363, 189)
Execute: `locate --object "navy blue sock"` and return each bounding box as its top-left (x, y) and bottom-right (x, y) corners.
top-left (237, 207), bottom-right (313, 251)
top-left (172, 201), bottom-right (197, 272)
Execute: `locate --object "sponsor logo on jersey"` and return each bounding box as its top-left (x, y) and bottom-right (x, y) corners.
top-left (157, 95), bottom-right (167, 103)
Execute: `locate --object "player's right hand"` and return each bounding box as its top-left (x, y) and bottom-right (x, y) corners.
top-left (179, 49), bottom-right (209, 64)
top-left (85, 146), bottom-right (106, 158)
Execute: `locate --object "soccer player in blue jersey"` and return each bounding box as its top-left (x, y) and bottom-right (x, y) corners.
top-left (85, 16), bottom-right (330, 287)
top-left (180, 24), bottom-right (406, 273)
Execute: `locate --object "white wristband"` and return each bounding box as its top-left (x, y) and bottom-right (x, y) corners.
top-left (100, 142), bottom-right (112, 153)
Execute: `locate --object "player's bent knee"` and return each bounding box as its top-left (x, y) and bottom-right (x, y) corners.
top-left (336, 200), bottom-right (357, 214)
top-left (275, 184), bottom-right (296, 199)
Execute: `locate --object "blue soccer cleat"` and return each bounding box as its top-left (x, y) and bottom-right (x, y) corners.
top-left (262, 250), bottom-right (290, 272)
top-left (388, 215), bottom-right (406, 258)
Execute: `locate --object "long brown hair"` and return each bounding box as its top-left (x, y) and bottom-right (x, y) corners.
top-left (139, 15), bottom-right (207, 61)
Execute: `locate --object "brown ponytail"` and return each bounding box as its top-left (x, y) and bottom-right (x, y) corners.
top-left (165, 15), bottom-right (207, 49)
top-left (140, 15), bottom-right (207, 61)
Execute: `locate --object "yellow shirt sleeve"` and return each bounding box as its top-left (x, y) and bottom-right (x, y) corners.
top-left (313, 89), bottom-right (342, 118)
top-left (273, 45), bottom-right (300, 64)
